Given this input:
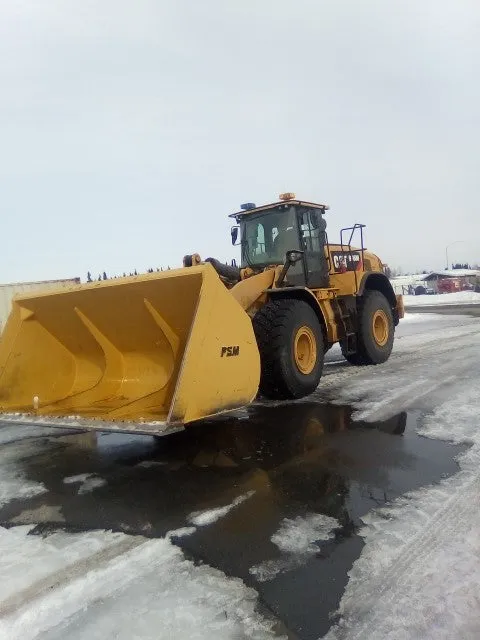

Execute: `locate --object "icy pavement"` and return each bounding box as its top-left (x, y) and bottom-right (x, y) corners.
top-left (0, 443), bottom-right (282, 639)
top-left (0, 311), bottom-right (478, 639)
top-left (321, 313), bottom-right (480, 639)
top-left (318, 311), bottom-right (480, 422)
top-left (0, 525), bottom-right (281, 640)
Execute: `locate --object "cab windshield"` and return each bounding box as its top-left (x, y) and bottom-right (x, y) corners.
top-left (240, 206), bottom-right (300, 267)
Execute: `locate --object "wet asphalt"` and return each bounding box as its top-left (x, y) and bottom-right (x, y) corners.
top-left (0, 401), bottom-right (467, 639)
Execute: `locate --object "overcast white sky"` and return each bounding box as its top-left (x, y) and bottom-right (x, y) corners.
top-left (1, 0), bottom-right (479, 283)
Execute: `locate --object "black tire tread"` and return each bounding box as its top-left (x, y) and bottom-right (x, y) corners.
top-left (341, 290), bottom-right (394, 366)
top-left (253, 298), bottom-right (323, 399)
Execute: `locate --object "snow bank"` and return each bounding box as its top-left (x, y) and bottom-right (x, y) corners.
top-left (250, 513), bottom-right (339, 582)
top-left (0, 525), bottom-right (281, 640)
top-left (404, 290), bottom-right (480, 306)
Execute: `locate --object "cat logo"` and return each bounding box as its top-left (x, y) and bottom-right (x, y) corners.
top-left (331, 251), bottom-right (362, 273)
top-left (221, 346), bottom-right (240, 357)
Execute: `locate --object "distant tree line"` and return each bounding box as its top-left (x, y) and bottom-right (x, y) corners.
top-left (451, 263), bottom-right (472, 270)
top-left (86, 267), bottom-right (171, 282)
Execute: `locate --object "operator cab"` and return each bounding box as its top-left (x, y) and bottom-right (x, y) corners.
top-left (229, 193), bottom-right (330, 288)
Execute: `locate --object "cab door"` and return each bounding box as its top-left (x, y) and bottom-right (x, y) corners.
top-left (297, 208), bottom-right (329, 288)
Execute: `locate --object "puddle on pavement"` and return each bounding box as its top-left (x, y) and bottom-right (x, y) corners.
top-left (0, 402), bottom-right (467, 640)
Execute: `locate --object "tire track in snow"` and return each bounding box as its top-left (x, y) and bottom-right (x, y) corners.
top-left (314, 322), bottom-right (480, 419)
top-left (347, 374), bottom-right (459, 423)
top-left (321, 322), bottom-right (479, 385)
top-left (327, 469), bottom-right (480, 640)
top-left (0, 536), bottom-right (147, 618)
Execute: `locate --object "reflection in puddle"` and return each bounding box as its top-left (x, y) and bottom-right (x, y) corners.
top-left (153, 403), bottom-right (408, 470)
top-left (1, 403), bottom-right (410, 533)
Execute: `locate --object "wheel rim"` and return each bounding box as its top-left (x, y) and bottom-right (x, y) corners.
top-left (294, 326), bottom-right (317, 374)
top-left (372, 310), bottom-right (389, 346)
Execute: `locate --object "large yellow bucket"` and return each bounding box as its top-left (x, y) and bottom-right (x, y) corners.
top-left (0, 264), bottom-right (260, 432)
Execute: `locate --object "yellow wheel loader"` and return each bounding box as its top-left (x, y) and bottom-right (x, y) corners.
top-left (0, 194), bottom-right (403, 436)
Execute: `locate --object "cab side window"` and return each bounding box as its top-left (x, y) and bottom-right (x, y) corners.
top-left (299, 210), bottom-right (324, 252)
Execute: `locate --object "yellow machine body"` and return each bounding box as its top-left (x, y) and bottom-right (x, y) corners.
top-left (0, 264), bottom-right (260, 432)
top-left (0, 195), bottom-right (403, 434)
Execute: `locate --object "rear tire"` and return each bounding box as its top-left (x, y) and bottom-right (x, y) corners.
top-left (341, 290), bottom-right (394, 366)
top-left (252, 299), bottom-right (324, 400)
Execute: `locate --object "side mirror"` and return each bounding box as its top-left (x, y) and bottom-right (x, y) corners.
top-left (231, 226), bottom-right (240, 246)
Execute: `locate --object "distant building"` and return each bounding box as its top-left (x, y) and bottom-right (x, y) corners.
top-left (389, 274), bottom-right (429, 295)
top-left (390, 269), bottom-right (480, 296)
top-left (421, 269), bottom-right (479, 294)
top-left (0, 278), bottom-right (80, 334)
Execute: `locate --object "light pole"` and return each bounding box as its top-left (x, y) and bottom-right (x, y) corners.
top-left (445, 240), bottom-right (466, 270)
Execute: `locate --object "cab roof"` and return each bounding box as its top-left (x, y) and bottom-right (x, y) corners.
top-left (229, 198), bottom-right (329, 220)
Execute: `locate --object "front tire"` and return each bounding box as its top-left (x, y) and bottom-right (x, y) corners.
top-left (342, 290), bottom-right (394, 365)
top-left (253, 299), bottom-right (324, 400)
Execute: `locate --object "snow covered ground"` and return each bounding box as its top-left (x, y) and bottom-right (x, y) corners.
top-left (0, 525), bottom-right (281, 640)
top-left (320, 312), bottom-right (480, 639)
top-left (403, 290), bottom-right (480, 306)
top-left (0, 311), bottom-right (479, 639)
top-left (0, 443), bottom-right (282, 639)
